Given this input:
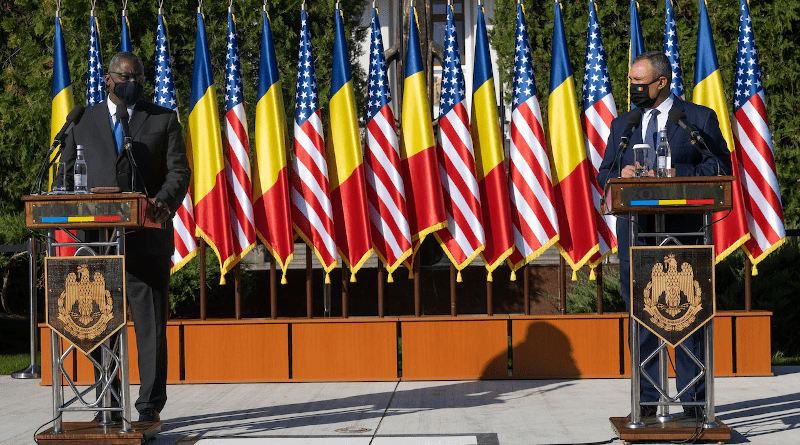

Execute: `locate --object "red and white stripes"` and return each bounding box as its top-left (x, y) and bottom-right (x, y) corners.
top-left (582, 93), bottom-right (618, 257)
top-left (365, 104), bottom-right (412, 275)
top-left (735, 91), bottom-right (785, 262)
top-left (224, 102), bottom-right (256, 259)
top-left (171, 191), bottom-right (198, 273)
top-left (291, 111), bottom-right (338, 270)
top-left (508, 95), bottom-right (559, 267)
top-left (436, 101), bottom-right (485, 270)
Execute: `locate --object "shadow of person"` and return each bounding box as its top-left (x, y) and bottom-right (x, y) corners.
top-left (502, 320), bottom-right (581, 380)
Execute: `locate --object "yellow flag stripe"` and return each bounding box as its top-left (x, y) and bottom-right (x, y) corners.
top-left (254, 82), bottom-right (288, 192)
top-left (328, 81), bottom-right (363, 190)
top-left (188, 87), bottom-right (225, 200)
top-left (548, 79), bottom-right (586, 182)
top-left (471, 81), bottom-right (503, 180)
top-left (693, 70), bottom-right (735, 154)
top-left (401, 72), bottom-right (435, 158)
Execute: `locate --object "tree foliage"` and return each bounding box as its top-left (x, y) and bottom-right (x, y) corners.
top-left (488, 0), bottom-right (800, 225)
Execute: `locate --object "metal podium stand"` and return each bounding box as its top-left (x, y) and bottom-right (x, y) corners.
top-left (603, 177), bottom-right (733, 443)
top-left (23, 193), bottom-right (162, 444)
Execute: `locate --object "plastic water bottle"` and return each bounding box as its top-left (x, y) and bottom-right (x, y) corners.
top-left (656, 129), bottom-right (672, 178)
top-left (74, 145), bottom-right (88, 194)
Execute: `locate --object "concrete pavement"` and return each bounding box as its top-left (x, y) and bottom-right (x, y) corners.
top-left (2, 367), bottom-right (799, 444)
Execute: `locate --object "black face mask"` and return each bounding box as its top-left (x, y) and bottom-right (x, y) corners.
top-left (629, 79), bottom-right (659, 109)
top-left (113, 81), bottom-right (143, 106)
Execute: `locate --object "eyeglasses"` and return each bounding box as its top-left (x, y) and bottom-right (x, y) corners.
top-left (109, 71), bottom-right (144, 83)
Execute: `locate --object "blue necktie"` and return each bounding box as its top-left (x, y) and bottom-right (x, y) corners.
top-left (112, 116), bottom-right (123, 154)
top-left (645, 109), bottom-right (659, 169)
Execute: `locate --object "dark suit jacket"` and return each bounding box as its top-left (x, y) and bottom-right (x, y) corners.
top-left (596, 99), bottom-right (732, 262)
top-left (62, 99), bottom-right (190, 256)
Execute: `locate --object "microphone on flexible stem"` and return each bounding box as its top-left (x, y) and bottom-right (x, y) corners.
top-left (612, 108), bottom-right (643, 178)
top-left (35, 105), bottom-right (85, 194)
top-left (116, 106), bottom-right (149, 196)
top-left (667, 108), bottom-right (727, 175)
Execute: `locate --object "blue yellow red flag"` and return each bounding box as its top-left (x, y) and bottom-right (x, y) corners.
top-left (253, 9), bottom-right (294, 283)
top-left (121, 8), bottom-right (131, 52)
top-left (549, 0), bottom-right (599, 279)
top-left (471, 5), bottom-right (514, 281)
top-left (400, 6), bottom-right (447, 271)
top-left (187, 13), bottom-right (236, 284)
top-left (694, 0), bottom-right (750, 263)
top-left (628, 1), bottom-right (646, 110)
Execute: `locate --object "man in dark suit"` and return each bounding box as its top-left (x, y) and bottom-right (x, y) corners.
top-left (62, 52), bottom-right (190, 423)
top-left (596, 51), bottom-right (731, 418)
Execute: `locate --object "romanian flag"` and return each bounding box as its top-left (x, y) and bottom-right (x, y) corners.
top-left (549, 1), bottom-right (599, 279)
top-left (693, 0), bottom-right (750, 263)
top-left (121, 8), bottom-right (131, 52)
top-left (51, 12), bottom-right (76, 257)
top-left (253, 10), bottom-right (294, 283)
top-left (187, 13), bottom-right (236, 284)
top-left (628, 0), bottom-right (646, 110)
top-left (327, 9), bottom-right (373, 281)
top-left (472, 5), bottom-right (514, 281)
top-left (401, 7), bottom-right (447, 269)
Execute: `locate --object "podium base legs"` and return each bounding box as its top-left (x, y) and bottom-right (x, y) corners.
top-left (11, 364), bottom-right (41, 379)
top-left (34, 420), bottom-right (161, 445)
top-left (610, 415), bottom-right (730, 444)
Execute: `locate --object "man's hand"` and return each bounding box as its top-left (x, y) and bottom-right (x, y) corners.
top-left (620, 164), bottom-right (654, 178)
top-left (147, 197), bottom-right (171, 224)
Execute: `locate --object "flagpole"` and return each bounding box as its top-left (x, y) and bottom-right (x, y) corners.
top-left (306, 245), bottom-right (313, 318)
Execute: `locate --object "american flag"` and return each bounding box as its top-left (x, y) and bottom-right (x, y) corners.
top-left (507, 2), bottom-right (558, 275)
top-left (733, 0), bottom-right (785, 270)
top-left (581, 0), bottom-right (618, 266)
top-left (86, 13), bottom-right (105, 106)
top-left (223, 12), bottom-right (256, 263)
top-left (434, 4), bottom-right (484, 279)
top-left (664, 0), bottom-right (685, 99)
top-left (364, 8), bottom-right (412, 281)
top-left (155, 13), bottom-right (197, 274)
top-left (290, 9), bottom-right (338, 280)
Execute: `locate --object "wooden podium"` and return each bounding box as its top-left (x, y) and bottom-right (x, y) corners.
top-left (23, 193), bottom-right (161, 444)
top-left (602, 177), bottom-right (733, 444)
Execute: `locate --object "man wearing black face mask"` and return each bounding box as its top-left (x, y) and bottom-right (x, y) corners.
top-left (61, 52), bottom-right (190, 423)
top-left (596, 51), bottom-right (730, 418)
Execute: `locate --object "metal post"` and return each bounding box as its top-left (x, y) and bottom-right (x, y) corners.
top-left (450, 264), bottom-right (457, 317)
top-left (50, 331), bottom-right (64, 434)
top-left (596, 263), bottom-right (603, 315)
top-left (100, 338), bottom-right (112, 425)
top-left (118, 327), bottom-right (133, 432)
top-left (658, 340), bottom-right (670, 419)
top-left (523, 264), bottom-right (530, 316)
top-left (378, 266), bottom-right (385, 318)
top-left (12, 237), bottom-right (41, 379)
top-left (744, 258), bottom-right (752, 312)
top-left (628, 318), bottom-right (643, 428)
top-left (414, 258), bottom-right (421, 317)
top-left (559, 257), bottom-right (566, 315)
top-left (704, 320), bottom-right (718, 427)
top-left (486, 278), bottom-right (493, 316)
top-left (234, 264), bottom-right (241, 320)
top-left (342, 269), bottom-right (349, 318)
top-left (306, 245), bottom-right (313, 318)
top-left (270, 258), bottom-right (278, 319)
top-left (199, 240), bottom-right (206, 320)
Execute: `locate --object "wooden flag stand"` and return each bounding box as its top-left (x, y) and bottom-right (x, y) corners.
top-left (603, 177), bottom-right (733, 444)
top-left (24, 193), bottom-right (162, 445)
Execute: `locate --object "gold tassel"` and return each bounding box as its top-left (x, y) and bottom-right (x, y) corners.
top-left (456, 270), bottom-right (463, 282)
top-left (325, 272), bottom-right (331, 284)
top-left (752, 264), bottom-right (758, 276)
top-left (589, 268), bottom-right (596, 280)
top-left (281, 270), bottom-right (288, 285)
top-left (571, 270), bottom-right (577, 281)
top-left (387, 271), bottom-right (394, 283)
top-left (510, 269), bottom-right (517, 281)
top-left (487, 270), bottom-right (493, 282)
top-left (350, 272), bottom-right (357, 283)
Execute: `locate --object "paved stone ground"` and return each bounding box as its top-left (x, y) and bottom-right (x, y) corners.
top-left (2, 367), bottom-right (799, 444)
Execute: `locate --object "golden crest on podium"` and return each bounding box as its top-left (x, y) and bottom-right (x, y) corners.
top-left (631, 246), bottom-right (714, 347)
top-left (46, 256), bottom-right (126, 354)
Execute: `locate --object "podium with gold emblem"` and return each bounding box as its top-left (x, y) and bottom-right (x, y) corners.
top-left (23, 192), bottom-right (161, 444)
top-left (602, 176), bottom-right (734, 443)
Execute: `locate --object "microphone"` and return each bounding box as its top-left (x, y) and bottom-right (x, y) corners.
top-left (116, 106), bottom-right (149, 195)
top-left (668, 108), bottom-right (727, 175)
top-left (52, 105), bottom-right (85, 148)
top-left (612, 108), bottom-right (643, 177)
top-left (116, 106), bottom-right (132, 151)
